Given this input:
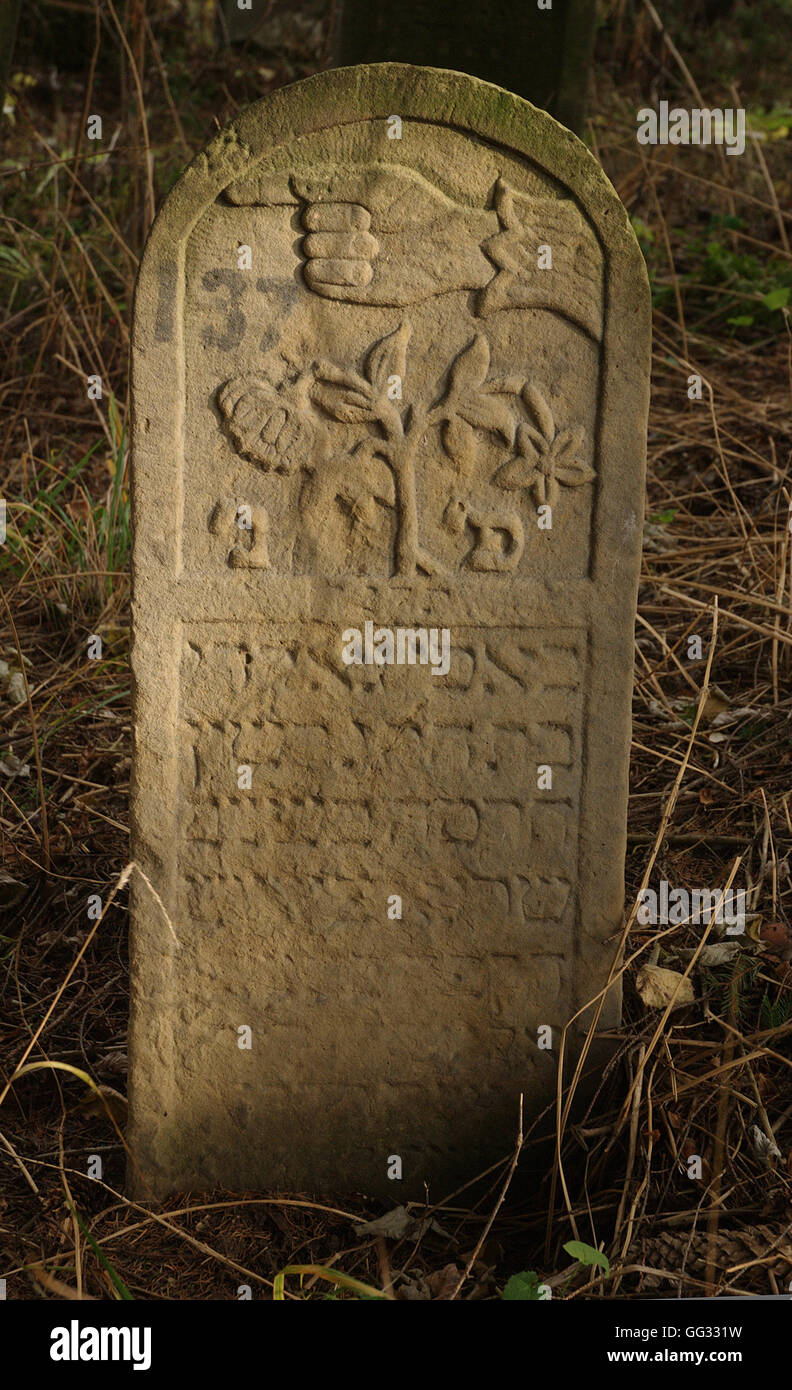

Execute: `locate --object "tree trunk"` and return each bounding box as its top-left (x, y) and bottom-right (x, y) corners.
top-left (392, 444), bottom-right (419, 576)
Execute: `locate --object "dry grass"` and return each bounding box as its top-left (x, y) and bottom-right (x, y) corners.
top-left (1, 0), bottom-right (791, 1300)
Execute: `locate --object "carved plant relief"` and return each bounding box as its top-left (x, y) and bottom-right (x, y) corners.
top-left (216, 324), bottom-right (595, 576)
top-left (493, 384), bottom-right (594, 508)
top-left (217, 369), bottom-right (314, 471)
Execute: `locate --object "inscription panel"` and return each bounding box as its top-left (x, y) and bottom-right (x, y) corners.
top-left (156, 620), bottom-right (584, 1189)
top-left (180, 622), bottom-right (584, 949)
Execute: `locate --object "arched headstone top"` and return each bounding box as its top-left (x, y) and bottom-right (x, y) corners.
top-left (138, 62), bottom-right (645, 254)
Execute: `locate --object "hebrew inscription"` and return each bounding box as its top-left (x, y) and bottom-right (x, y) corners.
top-left (180, 622), bottom-right (583, 939)
top-left (129, 66), bottom-right (650, 1196)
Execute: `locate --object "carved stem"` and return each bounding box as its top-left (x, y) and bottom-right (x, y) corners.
top-left (392, 433), bottom-right (419, 576)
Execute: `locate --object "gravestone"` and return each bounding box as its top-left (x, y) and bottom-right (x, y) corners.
top-left (331, 0), bottom-right (599, 134)
top-left (129, 63), bottom-right (650, 1197)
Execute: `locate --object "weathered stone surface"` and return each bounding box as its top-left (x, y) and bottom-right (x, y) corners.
top-left (128, 64), bottom-right (650, 1197)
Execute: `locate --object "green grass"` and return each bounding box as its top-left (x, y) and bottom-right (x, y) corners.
top-left (2, 414), bottom-right (130, 607)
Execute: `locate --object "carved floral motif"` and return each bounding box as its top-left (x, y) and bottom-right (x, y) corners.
top-left (493, 385), bottom-right (594, 508)
top-left (217, 371), bottom-right (313, 471)
top-left (216, 325), bottom-right (595, 576)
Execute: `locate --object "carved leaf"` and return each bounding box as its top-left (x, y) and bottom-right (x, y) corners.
top-left (442, 417), bottom-right (476, 474)
top-left (457, 391), bottom-right (515, 445)
top-left (313, 361), bottom-right (371, 392)
top-left (366, 321), bottom-right (410, 393)
top-left (446, 334), bottom-right (490, 396)
top-left (521, 383), bottom-right (555, 443)
top-left (549, 428), bottom-right (595, 486)
top-left (311, 377), bottom-right (374, 424)
top-left (494, 444), bottom-right (539, 492)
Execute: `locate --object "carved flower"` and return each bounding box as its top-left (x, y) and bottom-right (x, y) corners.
top-left (494, 384), bottom-right (594, 508)
top-left (437, 334), bottom-right (516, 446)
top-left (217, 374), bottom-right (313, 472)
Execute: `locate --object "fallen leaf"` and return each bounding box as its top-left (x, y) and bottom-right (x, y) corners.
top-left (352, 1205), bottom-right (449, 1241)
top-left (5, 670), bottom-right (26, 705)
top-left (425, 1263), bottom-right (461, 1299)
top-left (710, 705), bottom-right (762, 727)
top-left (677, 941), bottom-right (741, 966)
top-left (0, 750), bottom-right (30, 779)
top-left (636, 963), bottom-right (695, 1010)
top-left (750, 1125), bottom-right (781, 1165)
top-left (353, 1206), bottom-right (413, 1239)
top-left (759, 921), bottom-right (792, 952)
top-left (701, 686), bottom-right (731, 721)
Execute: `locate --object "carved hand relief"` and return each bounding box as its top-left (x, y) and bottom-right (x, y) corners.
top-left (215, 326), bottom-right (594, 577)
top-left (224, 165), bottom-right (603, 338)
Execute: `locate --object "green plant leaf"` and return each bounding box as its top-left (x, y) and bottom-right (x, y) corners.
top-left (501, 1270), bottom-right (543, 1300)
top-left (272, 1263), bottom-right (387, 1301)
top-left (66, 1202), bottom-right (133, 1300)
top-left (563, 1240), bottom-right (610, 1274)
top-left (762, 287), bottom-right (790, 311)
